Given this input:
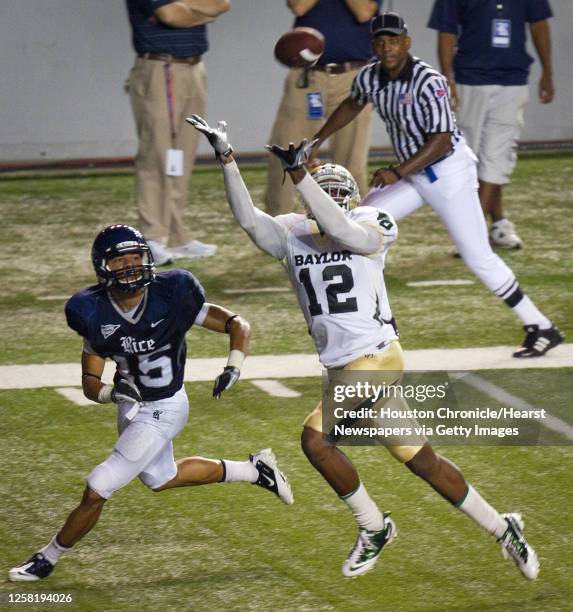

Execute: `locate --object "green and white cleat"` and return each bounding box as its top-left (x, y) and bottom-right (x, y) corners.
top-left (342, 513), bottom-right (397, 577)
top-left (498, 513), bottom-right (539, 580)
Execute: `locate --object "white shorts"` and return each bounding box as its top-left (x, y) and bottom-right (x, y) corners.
top-left (87, 386), bottom-right (189, 499)
top-left (456, 84), bottom-right (529, 184)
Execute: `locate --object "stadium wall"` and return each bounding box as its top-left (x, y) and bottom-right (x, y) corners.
top-left (0, 0), bottom-right (572, 162)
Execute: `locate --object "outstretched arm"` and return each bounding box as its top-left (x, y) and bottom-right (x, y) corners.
top-left (289, 168), bottom-right (383, 254)
top-left (222, 160), bottom-right (289, 259)
top-left (265, 140), bottom-right (383, 254)
top-left (308, 97), bottom-right (366, 165)
top-left (187, 115), bottom-right (289, 259)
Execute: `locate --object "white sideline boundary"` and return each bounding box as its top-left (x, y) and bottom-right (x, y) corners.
top-left (455, 373), bottom-right (573, 442)
top-left (0, 343), bottom-right (572, 390)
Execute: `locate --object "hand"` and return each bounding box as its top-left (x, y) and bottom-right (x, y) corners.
top-left (369, 167), bottom-right (401, 188)
top-left (212, 366), bottom-right (240, 399)
top-left (111, 379), bottom-right (142, 404)
top-left (186, 114), bottom-right (234, 160)
top-left (265, 138), bottom-right (318, 171)
top-left (539, 70), bottom-right (554, 104)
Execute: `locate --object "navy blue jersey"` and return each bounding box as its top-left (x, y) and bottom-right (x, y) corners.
top-left (428, 0), bottom-right (553, 86)
top-left (126, 0), bottom-right (209, 57)
top-left (294, 0), bottom-right (382, 64)
top-left (65, 270), bottom-right (205, 402)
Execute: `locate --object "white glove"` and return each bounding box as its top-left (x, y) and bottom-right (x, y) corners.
top-left (186, 114), bottom-right (234, 161)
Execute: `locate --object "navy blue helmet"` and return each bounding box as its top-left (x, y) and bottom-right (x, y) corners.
top-left (91, 225), bottom-right (155, 292)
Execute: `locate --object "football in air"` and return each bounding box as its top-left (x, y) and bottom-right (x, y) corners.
top-left (274, 27), bottom-right (325, 68)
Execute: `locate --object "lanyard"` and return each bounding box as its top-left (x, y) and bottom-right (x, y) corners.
top-left (496, 2), bottom-right (504, 17)
top-left (163, 63), bottom-right (177, 145)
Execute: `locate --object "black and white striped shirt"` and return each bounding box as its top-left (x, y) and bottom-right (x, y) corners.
top-left (352, 56), bottom-right (461, 163)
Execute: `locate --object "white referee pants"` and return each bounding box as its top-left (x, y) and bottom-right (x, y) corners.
top-left (361, 144), bottom-right (515, 295)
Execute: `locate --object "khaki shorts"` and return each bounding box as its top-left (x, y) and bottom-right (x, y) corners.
top-left (457, 84), bottom-right (529, 185)
top-left (303, 341), bottom-right (424, 463)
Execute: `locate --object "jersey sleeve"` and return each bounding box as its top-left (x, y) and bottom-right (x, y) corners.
top-left (222, 160), bottom-right (289, 259)
top-left (525, 0), bottom-right (552, 23)
top-left (348, 206), bottom-right (398, 253)
top-left (419, 74), bottom-right (456, 134)
top-left (65, 296), bottom-right (89, 338)
top-left (172, 270), bottom-right (206, 328)
top-left (427, 0), bottom-right (459, 33)
top-left (351, 65), bottom-right (374, 106)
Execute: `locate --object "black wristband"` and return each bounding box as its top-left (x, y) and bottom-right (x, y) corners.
top-left (390, 166), bottom-right (402, 180)
top-left (224, 314), bottom-right (239, 334)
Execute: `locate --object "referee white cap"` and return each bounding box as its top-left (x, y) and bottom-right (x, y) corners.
top-left (370, 12), bottom-right (408, 37)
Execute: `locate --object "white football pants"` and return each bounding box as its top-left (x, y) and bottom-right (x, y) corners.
top-left (87, 386), bottom-right (189, 499)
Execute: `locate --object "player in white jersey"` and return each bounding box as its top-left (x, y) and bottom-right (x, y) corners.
top-left (283, 200), bottom-right (398, 369)
top-left (188, 115), bottom-right (540, 581)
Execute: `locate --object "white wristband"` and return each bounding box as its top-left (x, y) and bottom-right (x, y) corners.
top-left (226, 349), bottom-right (245, 370)
top-left (98, 384), bottom-right (113, 404)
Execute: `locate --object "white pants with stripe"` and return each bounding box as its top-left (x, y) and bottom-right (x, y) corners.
top-left (87, 386), bottom-right (189, 499)
top-left (361, 143), bottom-right (515, 296)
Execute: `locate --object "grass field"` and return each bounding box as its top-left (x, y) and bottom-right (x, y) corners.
top-left (1, 153), bottom-right (572, 610)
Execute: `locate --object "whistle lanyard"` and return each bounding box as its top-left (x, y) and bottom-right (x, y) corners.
top-left (496, 2), bottom-right (504, 17)
top-left (164, 63), bottom-right (177, 145)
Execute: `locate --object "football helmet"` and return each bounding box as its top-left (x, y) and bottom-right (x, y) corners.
top-left (310, 163), bottom-right (360, 211)
top-left (91, 225), bottom-right (155, 293)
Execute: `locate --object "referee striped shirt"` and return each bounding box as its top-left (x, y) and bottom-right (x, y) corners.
top-left (351, 55), bottom-right (461, 163)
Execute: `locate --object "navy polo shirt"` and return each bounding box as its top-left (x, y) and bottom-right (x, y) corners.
top-left (126, 0), bottom-right (208, 57)
top-left (428, 0), bottom-right (552, 85)
top-left (295, 0), bottom-right (382, 65)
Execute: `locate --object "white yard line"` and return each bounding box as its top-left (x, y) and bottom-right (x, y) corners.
top-left (1, 344), bottom-right (572, 390)
top-left (406, 280), bottom-right (475, 287)
top-left (250, 380), bottom-right (302, 398)
top-left (55, 387), bottom-right (97, 406)
top-left (454, 372), bottom-right (573, 442)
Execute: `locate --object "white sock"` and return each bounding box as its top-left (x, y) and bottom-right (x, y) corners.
top-left (221, 459), bottom-right (258, 483)
top-left (341, 482), bottom-right (385, 531)
top-left (39, 535), bottom-right (70, 565)
top-left (512, 295), bottom-right (551, 329)
top-left (457, 485), bottom-right (507, 538)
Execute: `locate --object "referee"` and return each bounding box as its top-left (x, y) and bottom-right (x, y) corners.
top-left (308, 11), bottom-right (563, 358)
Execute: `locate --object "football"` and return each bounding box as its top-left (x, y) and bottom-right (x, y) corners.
top-left (274, 27), bottom-right (325, 68)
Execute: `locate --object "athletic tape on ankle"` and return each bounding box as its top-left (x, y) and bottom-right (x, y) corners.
top-left (97, 384), bottom-right (113, 404)
top-left (226, 349), bottom-right (245, 370)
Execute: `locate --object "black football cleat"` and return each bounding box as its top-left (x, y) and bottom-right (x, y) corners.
top-left (9, 553), bottom-right (54, 581)
top-left (513, 325), bottom-right (564, 358)
top-left (250, 448), bottom-right (294, 505)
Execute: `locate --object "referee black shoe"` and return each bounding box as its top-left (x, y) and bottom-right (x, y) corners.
top-left (513, 324), bottom-right (564, 358)
top-left (9, 553), bottom-right (54, 581)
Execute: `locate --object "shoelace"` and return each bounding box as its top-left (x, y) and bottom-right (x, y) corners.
top-left (505, 528), bottom-right (528, 561)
